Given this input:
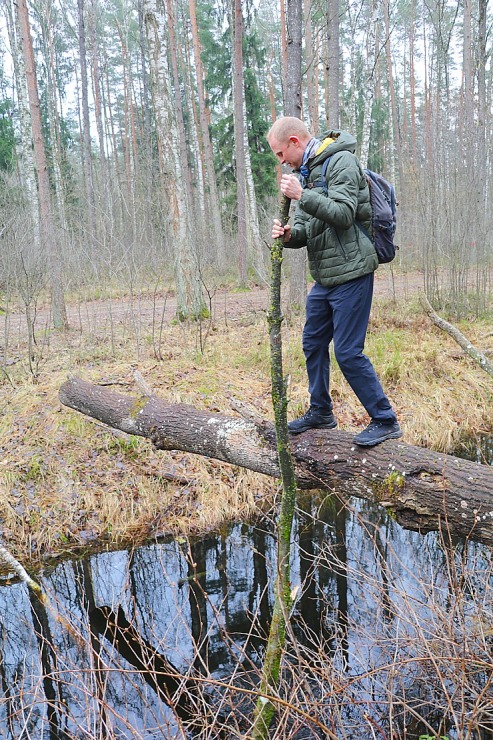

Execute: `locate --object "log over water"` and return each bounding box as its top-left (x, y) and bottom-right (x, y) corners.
top-left (59, 376), bottom-right (493, 546)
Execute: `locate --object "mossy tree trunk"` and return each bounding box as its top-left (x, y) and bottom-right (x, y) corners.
top-left (251, 195), bottom-right (296, 738)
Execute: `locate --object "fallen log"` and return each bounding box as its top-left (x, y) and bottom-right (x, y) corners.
top-left (59, 376), bottom-right (493, 546)
top-left (420, 292), bottom-right (493, 379)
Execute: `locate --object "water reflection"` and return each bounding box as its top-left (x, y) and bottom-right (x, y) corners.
top-left (1, 494), bottom-right (493, 738)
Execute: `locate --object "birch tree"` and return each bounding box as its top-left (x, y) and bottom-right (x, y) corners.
top-left (4, 0), bottom-right (40, 250)
top-left (144, 0), bottom-right (205, 319)
top-left (188, 0), bottom-right (225, 265)
top-left (16, 0), bottom-right (68, 329)
top-left (77, 0), bottom-right (96, 244)
top-left (325, 0), bottom-right (340, 127)
top-left (36, 0), bottom-right (68, 236)
top-left (232, 0), bottom-right (248, 286)
top-left (359, 0), bottom-right (380, 169)
top-left (285, 0), bottom-right (306, 311)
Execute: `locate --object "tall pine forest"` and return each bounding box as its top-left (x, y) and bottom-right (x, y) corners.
top-left (0, 0), bottom-right (491, 321)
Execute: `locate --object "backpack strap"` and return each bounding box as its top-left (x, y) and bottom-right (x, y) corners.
top-left (304, 156), bottom-right (332, 192)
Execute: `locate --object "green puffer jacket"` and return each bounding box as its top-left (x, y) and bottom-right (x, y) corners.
top-left (286, 130), bottom-right (378, 287)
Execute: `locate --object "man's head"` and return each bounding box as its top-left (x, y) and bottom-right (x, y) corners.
top-left (267, 117), bottom-right (311, 170)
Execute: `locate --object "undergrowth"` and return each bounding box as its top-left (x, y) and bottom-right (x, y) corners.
top-left (0, 284), bottom-right (492, 565)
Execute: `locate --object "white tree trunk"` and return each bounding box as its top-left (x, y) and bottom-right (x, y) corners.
top-left (231, 0), bottom-right (248, 286)
top-left (242, 96), bottom-right (266, 284)
top-left (144, 0), bottom-right (205, 319)
top-left (39, 2), bottom-right (68, 236)
top-left (326, 0), bottom-right (340, 127)
top-left (16, 0), bottom-right (68, 329)
top-left (5, 0), bottom-right (41, 251)
top-left (188, 0), bottom-right (225, 263)
top-left (359, 1), bottom-right (380, 169)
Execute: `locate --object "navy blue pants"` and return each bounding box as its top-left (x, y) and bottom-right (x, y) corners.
top-left (302, 274), bottom-right (396, 422)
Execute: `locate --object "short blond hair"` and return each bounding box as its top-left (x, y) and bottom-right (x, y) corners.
top-left (267, 117), bottom-right (311, 145)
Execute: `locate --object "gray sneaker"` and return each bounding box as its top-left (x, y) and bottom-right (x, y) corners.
top-left (288, 408), bottom-right (337, 435)
top-left (353, 420), bottom-right (402, 447)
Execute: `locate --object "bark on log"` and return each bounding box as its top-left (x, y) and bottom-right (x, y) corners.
top-left (59, 376), bottom-right (493, 546)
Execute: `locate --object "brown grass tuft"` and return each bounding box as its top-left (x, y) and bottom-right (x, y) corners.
top-left (0, 287), bottom-right (492, 567)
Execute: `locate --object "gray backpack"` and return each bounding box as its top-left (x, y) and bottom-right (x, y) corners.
top-left (309, 156), bottom-right (398, 264)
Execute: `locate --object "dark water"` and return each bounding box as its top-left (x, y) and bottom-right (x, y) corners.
top-left (1, 490), bottom-right (493, 739)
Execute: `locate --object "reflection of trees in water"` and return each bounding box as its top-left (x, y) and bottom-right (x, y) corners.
top-left (1, 500), bottom-right (493, 737)
top-left (28, 590), bottom-right (70, 740)
top-left (90, 604), bottom-right (211, 732)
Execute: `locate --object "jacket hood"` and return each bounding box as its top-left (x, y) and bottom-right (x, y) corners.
top-left (311, 130), bottom-right (357, 164)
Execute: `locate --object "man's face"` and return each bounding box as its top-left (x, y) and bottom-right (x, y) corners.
top-left (269, 135), bottom-right (305, 170)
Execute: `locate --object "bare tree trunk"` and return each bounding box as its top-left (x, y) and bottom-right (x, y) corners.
top-left (280, 0), bottom-right (287, 101)
top-left (285, 0), bottom-right (306, 312)
top-left (5, 0), bottom-right (41, 249)
top-left (39, 2), bottom-right (68, 236)
top-left (165, 0), bottom-right (193, 210)
top-left (90, 0), bottom-right (108, 162)
top-left (285, 0), bottom-right (302, 117)
top-left (242, 95), bottom-right (266, 283)
top-left (409, 0), bottom-right (417, 164)
top-left (326, 0), bottom-right (340, 127)
top-left (60, 376), bottom-right (493, 547)
top-left (383, 0), bottom-right (402, 187)
top-left (359, 0), bottom-right (379, 169)
top-left (17, 0), bottom-right (68, 329)
top-left (477, 0), bottom-right (488, 162)
top-left (232, 0), bottom-right (248, 287)
top-left (118, 22), bottom-right (139, 229)
top-left (77, 0), bottom-right (96, 245)
top-left (304, 0), bottom-right (317, 133)
top-left (461, 0), bottom-right (473, 139)
top-left (475, 0), bottom-right (489, 309)
top-left (144, 0), bottom-right (205, 319)
top-left (188, 0), bottom-right (225, 263)
top-left (185, 50), bottom-right (207, 221)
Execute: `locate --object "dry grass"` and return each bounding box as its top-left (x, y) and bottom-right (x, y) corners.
top-left (1, 288), bottom-right (492, 567)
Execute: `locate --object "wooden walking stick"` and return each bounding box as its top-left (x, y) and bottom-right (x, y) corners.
top-left (251, 194), bottom-right (299, 738)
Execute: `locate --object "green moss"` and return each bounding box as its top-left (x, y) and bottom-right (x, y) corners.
top-left (129, 396), bottom-right (148, 418)
top-left (106, 435), bottom-right (141, 458)
top-left (231, 286), bottom-right (251, 294)
top-left (25, 454), bottom-right (45, 482)
top-left (175, 306), bottom-right (211, 322)
top-left (373, 470), bottom-right (405, 502)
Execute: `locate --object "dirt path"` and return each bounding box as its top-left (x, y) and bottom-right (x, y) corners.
top-left (2, 269), bottom-right (424, 340)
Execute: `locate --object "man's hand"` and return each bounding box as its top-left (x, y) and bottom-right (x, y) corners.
top-left (280, 173), bottom-right (302, 201)
top-left (272, 219), bottom-right (291, 242)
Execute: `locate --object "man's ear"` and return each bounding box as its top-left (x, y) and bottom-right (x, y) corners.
top-left (288, 136), bottom-right (301, 147)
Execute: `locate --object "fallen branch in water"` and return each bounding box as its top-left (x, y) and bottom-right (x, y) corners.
top-left (0, 543), bottom-right (43, 597)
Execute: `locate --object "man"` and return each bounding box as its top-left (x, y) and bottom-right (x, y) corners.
top-left (267, 117), bottom-right (401, 447)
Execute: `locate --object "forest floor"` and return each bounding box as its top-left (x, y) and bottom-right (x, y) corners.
top-left (3, 267), bottom-right (425, 333)
top-left (1, 266), bottom-right (493, 569)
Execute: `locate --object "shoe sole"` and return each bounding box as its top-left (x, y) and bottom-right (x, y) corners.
top-left (353, 430), bottom-right (403, 447)
top-left (289, 421), bottom-right (338, 435)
